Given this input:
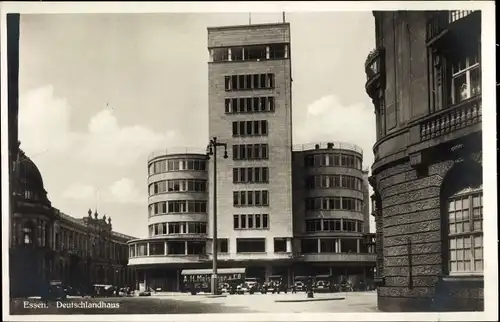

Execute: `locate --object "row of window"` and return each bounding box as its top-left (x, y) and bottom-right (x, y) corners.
top-left (233, 167), bottom-right (269, 184)
top-left (233, 190), bottom-right (269, 207)
top-left (131, 241), bottom-right (206, 256)
top-left (15, 221), bottom-right (127, 261)
top-left (149, 179), bottom-right (207, 196)
top-left (304, 153), bottom-right (363, 170)
top-left (210, 43), bottom-right (289, 63)
top-left (306, 175), bottom-right (364, 191)
top-left (149, 200), bottom-right (207, 216)
top-left (233, 214), bottom-right (269, 230)
top-left (232, 144), bottom-right (269, 160)
top-left (224, 73), bottom-right (275, 91)
top-left (130, 237), bottom-right (373, 256)
top-left (225, 97), bottom-right (275, 114)
top-left (305, 197), bottom-right (364, 212)
top-left (232, 120), bottom-right (268, 137)
top-left (305, 219), bottom-right (364, 233)
top-left (149, 159), bottom-right (207, 176)
top-left (301, 238), bottom-right (362, 254)
top-left (148, 222), bottom-right (207, 236)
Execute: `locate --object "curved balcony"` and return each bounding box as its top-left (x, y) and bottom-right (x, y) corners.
top-left (216, 252), bottom-right (294, 262)
top-left (364, 47), bottom-right (385, 100)
top-left (300, 252), bottom-right (376, 263)
top-left (129, 254), bottom-right (209, 266)
top-left (148, 147), bottom-right (207, 163)
top-left (407, 95), bottom-right (482, 154)
top-left (293, 142), bottom-right (363, 156)
top-left (426, 11), bottom-right (480, 47)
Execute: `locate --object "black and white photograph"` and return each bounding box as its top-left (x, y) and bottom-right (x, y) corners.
top-left (1, 2), bottom-right (497, 321)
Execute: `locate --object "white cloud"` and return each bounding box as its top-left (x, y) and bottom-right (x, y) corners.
top-left (108, 178), bottom-right (145, 204)
top-left (295, 94), bottom-right (376, 169)
top-left (19, 85), bottom-right (178, 167)
top-left (62, 183), bottom-right (96, 201)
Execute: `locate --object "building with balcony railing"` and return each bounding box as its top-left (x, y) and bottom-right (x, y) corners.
top-left (127, 149), bottom-right (209, 291)
top-left (365, 11), bottom-right (482, 312)
top-left (9, 149), bottom-right (137, 298)
top-left (291, 142), bottom-right (375, 279)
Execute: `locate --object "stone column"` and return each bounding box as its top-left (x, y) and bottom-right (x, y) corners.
top-left (147, 242), bottom-right (150, 256)
top-left (184, 241), bottom-right (188, 255)
top-left (287, 266), bottom-right (293, 286)
top-left (356, 239), bottom-right (360, 253)
top-left (338, 239), bottom-right (342, 253)
top-left (265, 265), bottom-right (273, 282)
top-left (335, 239), bottom-right (339, 253)
top-left (286, 238), bottom-right (292, 253)
top-left (164, 241), bottom-right (168, 255)
top-left (317, 239), bottom-right (321, 253)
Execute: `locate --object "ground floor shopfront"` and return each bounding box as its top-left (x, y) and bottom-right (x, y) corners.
top-left (132, 260), bottom-right (375, 292)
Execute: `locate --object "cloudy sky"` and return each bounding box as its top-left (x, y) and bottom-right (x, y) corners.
top-left (18, 12), bottom-right (376, 237)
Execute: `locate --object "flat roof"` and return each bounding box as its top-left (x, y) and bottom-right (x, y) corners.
top-left (207, 22), bottom-right (290, 32)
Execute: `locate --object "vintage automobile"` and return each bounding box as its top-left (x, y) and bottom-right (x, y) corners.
top-left (243, 277), bottom-right (260, 294)
top-left (41, 280), bottom-right (67, 301)
top-left (261, 275), bottom-right (288, 294)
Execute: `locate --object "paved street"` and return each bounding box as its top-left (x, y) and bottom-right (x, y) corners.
top-left (10, 291), bottom-right (377, 314)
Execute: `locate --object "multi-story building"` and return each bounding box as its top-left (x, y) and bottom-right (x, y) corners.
top-left (365, 11), bottom-right (482, 311)
top-left (9, 149), bottom-right (137, 297)
top-left (207, 22), bottom-right (294, 279)
top-left (127, 19), bottom-right (375, 293)
top-left (291, 142), bottom-right (376, 280)
top-left (129, 149), bottom-right (210, 291)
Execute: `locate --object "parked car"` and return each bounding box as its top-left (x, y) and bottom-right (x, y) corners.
top-left (294, 281), bottom-right (305, 292)
top-left (41, 280), bottom-right (67, 301)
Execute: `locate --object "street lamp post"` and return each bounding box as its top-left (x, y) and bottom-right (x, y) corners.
top-left (206, 137), bottom-right (228, 295)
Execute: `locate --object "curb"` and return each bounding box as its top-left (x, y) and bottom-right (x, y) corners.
top-left (275, 297), bottom-right (346, 303)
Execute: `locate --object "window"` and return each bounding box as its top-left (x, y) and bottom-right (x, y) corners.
top-left (306, 219), bottom-right (321, 233)
top-left (149, 242), bottom-right (165, 256)
top-left (448, 187), bottom-right (483, 274)
top-left (232, 120), bottom-right (269, 137)
top-left (450, 46), bottom-right (481, 105)
top-left (236, 238), bottom-right (266, 253)
top-left (234, 214), bottom-right (269, 230)
top-left (224, 97), bottom-right (275, 114)
top-left (246, 45), bottom-right (267, 60)
top-left (210, 44), bottom-right (288, 63)
top-left (218, 239), bottom-right (228, 253)
top-left (274, 238), bottom-right (287, 252)
top-left (149, 200), bottom-right (207, 216)
top-left (22, 222), bottom-right (35, 246)
top-left (301, 239), bottom-right (319, 254)
top-left (268, 43), bottom-right (288, 59)
top-left (232, 144), bottom-right (269, 160)
top-left (233, 190), bottom-right (269, 207)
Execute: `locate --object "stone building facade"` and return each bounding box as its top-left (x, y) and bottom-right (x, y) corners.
top-left (9, 150), bottom-right (137, 297)
top-left (365, 11), bottom-right (482, 311)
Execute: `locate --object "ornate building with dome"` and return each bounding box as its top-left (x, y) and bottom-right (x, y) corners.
top-left (9, 149), bottom-right (138, 297)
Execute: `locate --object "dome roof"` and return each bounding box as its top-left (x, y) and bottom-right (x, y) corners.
top-left (13, 149), bottom-right (50, 205)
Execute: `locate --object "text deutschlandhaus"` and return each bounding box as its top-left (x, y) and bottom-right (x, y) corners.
top-left (23, 301), bottom-right (120, 309)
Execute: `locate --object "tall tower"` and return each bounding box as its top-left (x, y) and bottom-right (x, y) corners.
top-left (207, 23), bottom-right (293, 268)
